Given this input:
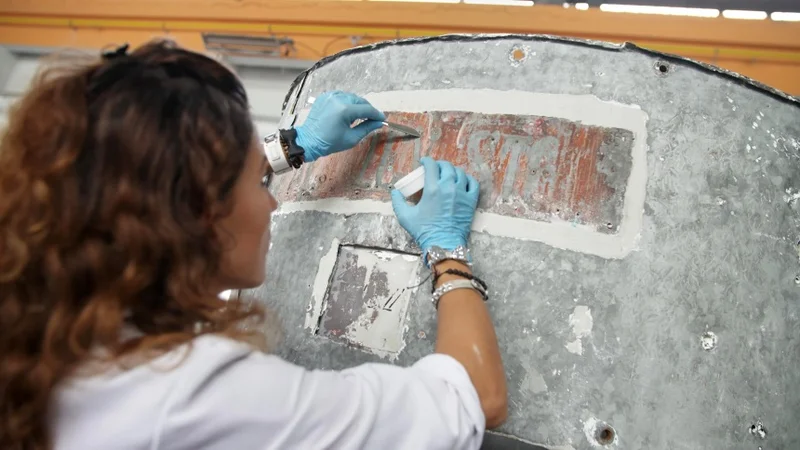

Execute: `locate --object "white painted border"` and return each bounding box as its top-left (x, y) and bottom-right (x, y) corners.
top-left (305, 238), bottom-right (340, 332)
top-left (282, 89), bottom-right (649, 259)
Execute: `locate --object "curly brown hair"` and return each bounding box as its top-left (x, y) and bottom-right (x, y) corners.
top-left (0, 40), bottom-right (265, 450)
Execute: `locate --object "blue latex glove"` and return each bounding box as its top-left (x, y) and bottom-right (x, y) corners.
top-left (295, 91), bottom-right (386, 162)
top-left (391, 157), bottom-right (480, 253)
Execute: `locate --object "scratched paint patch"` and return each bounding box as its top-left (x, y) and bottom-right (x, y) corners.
top-left (313, 245), bottom-right (421, 359)
top-left (273, 111), bottom-right (633, 234)
top-left (279, 90), bottom-right (648, 260)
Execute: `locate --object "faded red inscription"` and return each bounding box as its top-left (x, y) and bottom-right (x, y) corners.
top-left (272, 111), bottom-right (633, 231)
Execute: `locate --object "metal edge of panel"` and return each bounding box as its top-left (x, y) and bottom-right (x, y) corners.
top-left (279, 33), bottom-right (800, 114)
top-left (480, 431), bottom-right (550, 450)
top-left (281, 69), bottom-right (310, 121)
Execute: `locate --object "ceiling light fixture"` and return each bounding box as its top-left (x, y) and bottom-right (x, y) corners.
top-left (464, 0), bottom-right (533, 6)
top-left (369, 0), bottom-right (460, 3)
top-left (599, 4), bottom-right (719, 18)
top-left (722, 10), bottom-right (768, 20)
top-left (771, 11), bottom-right (800, 21)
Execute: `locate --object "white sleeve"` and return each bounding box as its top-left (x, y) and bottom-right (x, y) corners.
top-left (157, 336), bottom-right (485, 450)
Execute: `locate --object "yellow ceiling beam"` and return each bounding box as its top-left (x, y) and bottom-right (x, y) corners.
top-left (1, 0), bottom-right (798, 51)
top-left (2, 13), bottom-right (799, 63)
top-left (1, 1), bottom-right (799, 94)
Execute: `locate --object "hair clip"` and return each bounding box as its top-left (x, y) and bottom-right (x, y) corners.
top-left (101, 43), bottom-right (130, 60)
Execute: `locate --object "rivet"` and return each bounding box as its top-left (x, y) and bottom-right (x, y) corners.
top-left (509, 46), bottom-right (527, 65)
top-left (701, 331), bottom-right (717, 351)
top-left (749, 420), bottom-right (767, 439)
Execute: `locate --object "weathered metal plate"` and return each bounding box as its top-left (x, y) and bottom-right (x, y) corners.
top-left (313, 244), bottom-right (421, 358)
top-left (251, 35), bottom-right (800, 450)
top-left (273, 111), bottom-right (633, 232)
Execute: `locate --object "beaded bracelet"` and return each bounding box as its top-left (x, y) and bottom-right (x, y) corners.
top-left (432, 279), bottom-right (489, 309)
top-left (432, 268), bottom-right (488, 294)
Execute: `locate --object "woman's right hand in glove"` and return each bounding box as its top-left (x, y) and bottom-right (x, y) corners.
top-left (390, 157), bottom-right (480, 254)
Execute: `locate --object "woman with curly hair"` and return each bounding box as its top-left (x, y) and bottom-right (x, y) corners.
top-left (0, 40), bottom-right (506, 450)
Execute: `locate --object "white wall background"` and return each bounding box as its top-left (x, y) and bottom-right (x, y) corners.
top-left (0, 51), bottom-right (42, 130)
top-left (239, 66), bottom-right (301, 136)
top-left (0, 46), bottom-right (304, 137)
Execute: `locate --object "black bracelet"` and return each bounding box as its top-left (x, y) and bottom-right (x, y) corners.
top-left (431, 268), bottom-right (488, 294)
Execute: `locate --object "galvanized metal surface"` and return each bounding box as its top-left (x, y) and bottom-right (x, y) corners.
top-left (249, 36), bottom-right (800, 449)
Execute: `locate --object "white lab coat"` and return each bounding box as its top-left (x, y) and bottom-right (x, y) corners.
top-left (52, 335), bottom-right (485, 449)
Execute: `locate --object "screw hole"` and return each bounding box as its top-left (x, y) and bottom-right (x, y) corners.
top-left (511, 48), bottom-right (526, 62)
top-left (596, 424), bottom-right (616, 445)
top-left (654, 60), bottom-right (670, 75)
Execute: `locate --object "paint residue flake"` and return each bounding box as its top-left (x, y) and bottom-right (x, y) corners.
top-left (565, 305), bottom-right (593, 355)
top-left (785, 188), bottom-right (800, 205)
top-left (566, 338), bottom-right (583, 355)
top-left (521, 368), bottom-right (548, 394)
top-left (570, 306), bottom-right (594, 337)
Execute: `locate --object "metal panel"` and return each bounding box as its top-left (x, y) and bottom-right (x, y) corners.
top-left (252, 35), bottom-right (800, 449)
top-left (310, 244), bottom-right (422, 359)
